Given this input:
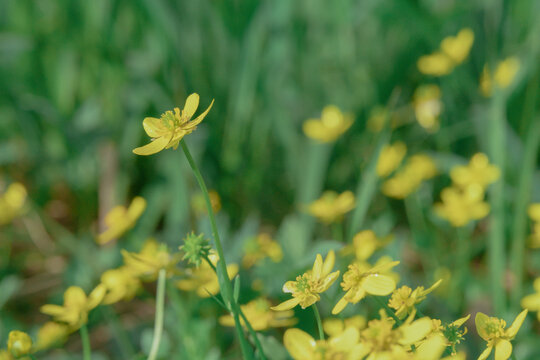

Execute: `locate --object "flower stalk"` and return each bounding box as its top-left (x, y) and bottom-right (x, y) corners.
top-left (312, 304), bottom-right (324, 340)
top-left (80, 324), bottom-right (92, 360)
top-left (148, 268), bottom-right (166, 360)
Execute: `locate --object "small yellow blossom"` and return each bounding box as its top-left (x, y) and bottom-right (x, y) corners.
top-left (382, 154), bottom-right (437, 199)
top-left (41, 285), bottom-right (105, 329)
top-left (133, 93), bottom-right (214, 155)
top-left (528, 204), bottom-right (540, 222)
top-left (283, 327), bottom-right (367, 360)
top-left (100, 266), bottom-right (141, 304)
top-left (475, 310), bottom-right (528, 360)
top-left (341, 230), bottom-right (391, 261)
top-left (0, 350), bottom-right (12, 360)
top-left (192, 190), bottom-right (221, 216)
top-left (308, 191), bottom-right (355, 224)
top-left (0, 182), bottom-right (27, 226)
top-left (388, 280), bottom-right (442, 319)
top-left (521, 278), bottom-right (540, 321)
top-left (7, 331), bottom-right (32, 357)
top-left (97, 196), bottom-right (146, 245)
top-left (219, 298), bottom-right (296, 331)
top-left (450, 153), bottom-right (500, 190)
top-left (434, 185), bottom-right (490, 227)
top-left (272, 251), bottom-right (339, 311)
top-left (323, 315), bottom-right (367, 337)
top-left (332, 260), bottom-right (399, 314)
top-left (413, 85), bottom-right (442, 132)
top-left (377, 142), bottom-right (407, 178)
top-left (480, 57), bottom-right (520, 97)
top-left (34, 322), bottom-right (69, 351)
top-left (122, 238), bottom-right (181, 281)
top-left (418, 52), bottom-right (456, 76)
top-left (302, 105), bottom-right (353, 143)
top-left (242, 233), bottom-right (283, 268)
top-left (176, 253), bottom-right (238, 298)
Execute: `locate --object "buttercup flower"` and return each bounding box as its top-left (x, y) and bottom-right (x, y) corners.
top-left (434, 185), bottom-right (489, 227)
top-left (521, 278), bottom-right (540, 321)
top-left (41, 285), bottom-right (106, 329)
top-left (323, 315), bottom-right (367, 337)
top-left (7, 331), bottom-right (32, 357)
top-left (308, 191), bottom-right (355, 224)
top-left (122, 238), bottom-right (181, 281)
top-left (341, 230), bottom-right (391, 262)
top-left (97, 196), bottom-right (146, 245)
top-left (413, 84), bottom-right (442, 132)
top-left (34, 322), bottom-right (69, 351)
top-left (133, 93), bottom-right (214, 155)
top-left (100, 266), bottom-right (140, 304)
top-left (332, 260), bottom-right (399, 314)
top-left (475, 310), bottom-right (528, 360)
top-left (242, 233), bottom-right (283, 268)
top-left (377, 142), bottom-right (407, 177)
top-left (480, 57), bottom-right (520, 97)
top-left (388, 280), bottom-right (442, 319)
top-left (0, 182), bottom-right (27, 226)
top-left (303, 105), bottom-right (353, 143)
top-left (272, 251), bottom-right (339, 311)
top-left (219, 298), bottom-right (296, 331)
top-left (450, 153), bottom-right (500, 190)
top-left (382, 154), bottom-right (437, 199)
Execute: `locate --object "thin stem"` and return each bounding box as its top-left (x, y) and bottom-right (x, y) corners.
top-left (371, 296), bottom-right (403, 326)
top-left (332, 222), bottom-right (343, 243)
top-left (148, 269), bottom-right (166, 360)
top-left (312, 304), bottom-right (324, 340)
top-left (180, 140), bottom-right (253, 360)
top-left (80, 324), bottom-right (92, 360)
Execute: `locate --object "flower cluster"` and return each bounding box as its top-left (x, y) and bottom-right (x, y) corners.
top-left (308, 191), bottom-right (356, 224)
top-left (480, 57), bottom-right (520, 97)
top-left (303, 105), bottom-right (354, 143)
top-left (381, 154), bottom-right (437, 199)
top-left (97, 196), bottom-right (146, 245)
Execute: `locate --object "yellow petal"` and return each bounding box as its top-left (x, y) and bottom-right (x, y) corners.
top-left (478, 346), bottom-right (493, 360)
top-left (451, 314), bottom-right (471, 327)
top-left (329, 326), bottom-right (359, 350)
top-left (506, 309), bottom-right (527, 339)
top-left (87, 284), bottom-right (106, 310)
top-left (312, 254), bottom-right (323, 280)
top-left (183, 93), bottom-right (200, 119)
top-left (414, 334), bottom-right (446, 360)
top-left (331, 297), bottom-right (349, 315)
top-left (127, 197), bottom-right (147, 220)
top-left (363, 274), bottom-right (396, 296)
top-left (399, 317), bottom-right (432, 345)
top-left (133, 136), bottom-right (170, 156)
top-left (271, 297), bottom-right (301, 311)
top-left (64, 286), bottom-right (87, 308)
top-left (322, 250), bottom-right (335, 276)
top-left (475, 312), bottom-right (491, 341)
top-left (40, 304), bottom-right (66, 317)
top-left (183, 99), bottom-right (214, 130)
top-left (494, 339), bottom-right (512, 360)
top-left (142, 117), bottom-right (169, 138)
top-left (319, 270), bottom-right (340, 292)
top-left (283, 329), bottom-right (316, 360)
top-left (520, 294), bottom-right (540, 310)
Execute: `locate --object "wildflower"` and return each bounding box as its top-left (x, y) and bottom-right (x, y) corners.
top-left (283, 327), bottom-right (367, 360)
top-left (302, 105), bottom-right (353, 143)
top-left (0, 182), bottom-right (27, 226)
top-left (475, 310), bottom-right (528, 360)
top-left (434, 185), bottom-right (490, 227)
top-left (41, 285), bottom-right (105, 329)
top-left (332, 260), bottom-right (399, 314)
top-left (97, 196), bottom-right (146, 245)
top-left (480, 57), bottom-right (520, 97)
top-left (192, 190), bottom-right (221, 216)
top-left (133, 93), bottom-right (214, 156)
top-left (122, 238), bottom-right (181, 281)
top-left (382, 154), bottom-right (437, 199)
top-left (176, 253), bottom-right (238, 297)
top-left (388, 280), bottom-right (442, 319)
top-left (0, 350), bottom-right (12, 360)
top-left (521, 278), bottom-right (540, 321)
top-left (341, 230), bottom-right (391, 261)
top-left (242, 233), bottom-right (283, 268)
top-left (308, 191), bottom-right (355, 224)
top-left (527, 204), bottom-right (540, 248)
top-left (272, 251), bottom-right (339, 311)
top-left (417, 52), bottom-right (455, 76)
top-left (7, 331), bottom-right (32, 357)
top-left (413, 85), bottom-right (442, 132)
top-left (323, 315), bottom-right (367, 337)
top-left (377, 142), bottom-right (407, 178)
top-left (34, 322), bottom-right (69, 351)
top-left (180, 232), bottom-right (212, 267)
top-left (219, 298), bottom-right (296, 331)
top-left (528, 204), bottom-right (540, 222)
top-left (100, 266), bottom-right (140, 304)
top-left (450, 153), bottom-right (500, 190)
top-left (442, 315), bottom-right (470, 355)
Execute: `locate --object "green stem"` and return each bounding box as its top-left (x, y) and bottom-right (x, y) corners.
top-left (180, 140), bottom-right (253, 360)
top-left (312, 304), bottom-right (324, 340)
top-left (371, 296), bottom-right (402, 326)
top-left (80, 324), bottom-right (92, 360)
top-left (148, 269), bottom-right (166, 360)
top-left (455, 226), bottom-right (471, 311)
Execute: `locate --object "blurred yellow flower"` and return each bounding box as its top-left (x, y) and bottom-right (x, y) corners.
top-left (521, 278), bottom-right (540, 321)
top-left (302, 105), bottom-right (353, 143)
top-left (133, 93), bottom-right (214, 156)
top-left (242, 233), bottom-right (283, 268)
top-left (0, 182), bottom-right (27, 226)
top-left (308, 191), bottom-right (355, 224)
top-left (382, 154), bottom-right (437, 199)
top-left (341, 230), bottom-right (391, 261)
top-left (475, 310), bottom-right (528, 360)
top-left (272, 251), bottom-right (339, 311)
top-left (480, 57), bottom-right (520, 97)
top-left (219, 298), bottom-right (296, 331)
top-left (323, 315), bottom-right (367, 337)
top-left (122, 238), bottom-right (181, 281)
top-left (41, 285), bottom-right (105, 329)
top-left (100, 266), bottom-right (141, 304)
top-left (450, 153), bottom-right (500, 190)
top-left (97, 196), bottom-right (146, 245)
top-left (528, 203), bottom-right (540, 222)
top-left (192, 190), bottom-right (221, 216)
top-left (377, 142), bottom-right (407, 177)
top-left (176, 253), bottom-right (238, 298)
top-left (413, 84), bottom-right (442, 132)
top-left (388, 280), bottom-right (442, 319)
top-left (434, 185), bottom-right (489, 227)
top-left (34, 322), bottom-right (69, 351)
top-left (0, 350), bottom-right (12, 360)
top-left (7, 331), bottom-right (32, 357)
top-left (332, 260), bottom-right (399, 314)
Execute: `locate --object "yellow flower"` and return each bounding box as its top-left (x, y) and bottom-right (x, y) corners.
top-left (133, 93), bottom-right (214, 156)
top-left (40, 285), bottom-right (105, 329)
top-left (475, 310), bottom-right (528, 360)
top-left (7, 331), bottom-right (32, 357)
top-left (413, 85), bottom-right (442, 132)
top-left (381, 154), bottom-right (437, 199)
top-left (122, 238), bottom-right (181, 281)
top-left (434, 185), bottom-right (490, 227)
top-left (97, 196), bottom-right (146, 245)
top-left (480, 57), bottom-right (520, 97)
top-left (521, 278), bottom-right (540, 321)
top-left (418, 52), bottom-right (455, 77)
top-left (34, 322), bottom-right (69, 351)
top-left (302, 105), bottom-right (353, 143)
top-left (341, 230), bottom-right (391, 262)
top-left (323, 315), bottom-right (367, 337)
top-left (192, 190), bottom-right (221, 216)
top-left (272, 251), bottom-right (339, 311)
top-left (242, 233), bottom-right (283, 268)
top-left (332, 260), bottom-right (399, 314)
top-left (219, 298), bottom-right (296, 331)
top-left (450, 153), bottom-right (500, 190)
top-left (431, 315), bottom-right (470, 355)
top-left (528, 223), bottom-right (540, 249)
top-left (0, 350), bottom-right (12, 360)
top-left (100, 266), bottom-right (141, 304)
top-left (283, 327), bottom-right (367, 360)
top-left (528, 203), bottom-right (540, 222)
top-left (308, 191), bottom-right (355, 224)
top-left (176, 253), bottom-right (238, 297)
top-left (388, 280), bottom-right (442, 319)
top-left (376, 142), bottom-right (407, 178)
top-left (0, 182), bottom-right (27, 226)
